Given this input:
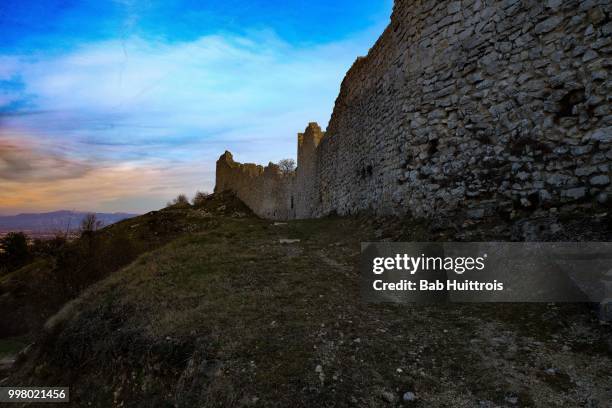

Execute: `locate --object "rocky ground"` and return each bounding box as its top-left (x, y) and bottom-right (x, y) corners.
top-left (3, 194), bottom-right (612, 407)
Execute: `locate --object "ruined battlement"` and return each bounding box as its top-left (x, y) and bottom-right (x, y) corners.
top-left (215, 151), bottom-right (294, 219)
top-left (216, 0), bottom-right (612, 230)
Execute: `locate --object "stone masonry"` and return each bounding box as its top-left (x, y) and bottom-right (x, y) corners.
top-left (216, 0), bottom-right (612, 222)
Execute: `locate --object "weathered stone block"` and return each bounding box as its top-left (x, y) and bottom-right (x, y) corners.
top-left (590, 127), bottom-right (612, 143)
top-left (590, 175), bottom-right (611, 186)
top-left (534, 16), bottom-right (564, 34)
top-left (562, 187), bottom-right (587, 200)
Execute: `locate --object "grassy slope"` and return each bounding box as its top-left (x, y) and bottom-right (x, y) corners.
top-left (0, 194), bottom-right (249, 337)
top-left (8, 198), bottom-right (612, 407)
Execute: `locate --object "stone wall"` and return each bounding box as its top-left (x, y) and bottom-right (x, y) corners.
top-left (216, 0), bottom-right (611, 223)
top-left (215, 151), bottom-right (294, 220)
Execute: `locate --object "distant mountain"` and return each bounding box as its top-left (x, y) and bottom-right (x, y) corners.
top-left (0, 211), bottom-right (139, 234)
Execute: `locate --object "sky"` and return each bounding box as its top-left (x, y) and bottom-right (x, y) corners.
top-left (0, 0), bottom-right (393, 215)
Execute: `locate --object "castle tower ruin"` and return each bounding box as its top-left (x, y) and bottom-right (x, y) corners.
top-left (295, 122), bottom-right (325, 218)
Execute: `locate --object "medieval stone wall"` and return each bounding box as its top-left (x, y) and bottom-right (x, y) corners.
top-left (216, 0), bottom-right (611, 223)
top-left (215, 152), bottom-right (294, 220)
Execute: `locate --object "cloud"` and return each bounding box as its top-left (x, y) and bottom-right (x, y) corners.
top-left (2, 29), bottom-right (375, 146)
top-left (0, 26), bottom-right (382, 213)
top-left (0, 57), bottom-right (20, 81)
top-left (0, 134), bottom-right (92, 182)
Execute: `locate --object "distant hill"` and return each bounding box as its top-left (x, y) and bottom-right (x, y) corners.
top-left (0, 211), bottom-right (139, 235)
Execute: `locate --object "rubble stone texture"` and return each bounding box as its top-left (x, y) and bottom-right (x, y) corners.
top-left (216, 0), bottom-right (612, 221)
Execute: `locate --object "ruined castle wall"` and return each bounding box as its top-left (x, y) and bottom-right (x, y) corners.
top-left (215, 152), bottom-right (294, 220)
top-left (217, 0), bottom-right (611, 222)
top-left (314, 0), bottom-right (611, 220)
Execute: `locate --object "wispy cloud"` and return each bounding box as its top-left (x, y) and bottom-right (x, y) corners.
top-left (0, 132), bottom-right (215, 214)
top-left (0, 133), bottom-right (92, 182)
top-left (0, 159), bottom-right (213, 215)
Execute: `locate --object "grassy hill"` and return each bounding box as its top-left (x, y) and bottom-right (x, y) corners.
top-left (3, 194), bottom-right (612, 407)
top-left (0, 196), bottom-right (239, 337)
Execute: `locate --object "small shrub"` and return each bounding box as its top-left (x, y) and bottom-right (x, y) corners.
top-left (167, 194), bottom-right (191, 208)
top-left (32, 234), bottom-right (68, 258)
top-left (80, 213), bottom-right (102, 237)
top-left (0, 232), bottom-right (31, 273)
top-left (192, 191), bottom-right (211, 207)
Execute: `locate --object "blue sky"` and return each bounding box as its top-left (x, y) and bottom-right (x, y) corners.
top-left (0, 0), bottom-right (392, 214)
